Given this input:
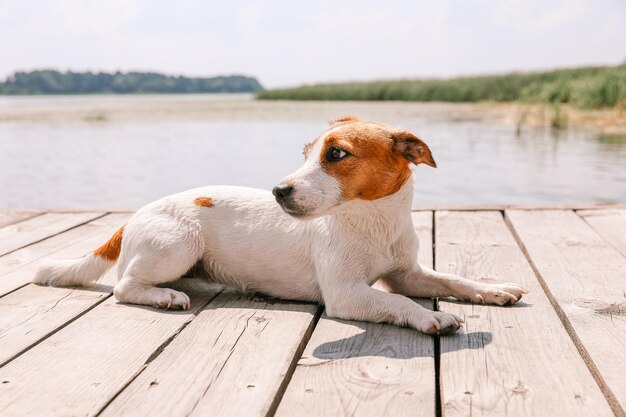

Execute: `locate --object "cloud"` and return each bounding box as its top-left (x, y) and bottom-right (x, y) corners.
top-left (0, 0), bottom-right (624, 87)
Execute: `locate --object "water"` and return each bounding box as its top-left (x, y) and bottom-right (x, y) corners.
top-left (0, 95), bottom-right (624, 208)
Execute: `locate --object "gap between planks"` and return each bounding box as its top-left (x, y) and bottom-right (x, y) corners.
top-left (265, 306), bottom-right (323, 417)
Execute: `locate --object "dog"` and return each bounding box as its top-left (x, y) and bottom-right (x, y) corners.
top-left (34, 116), bottom-right (526, 335)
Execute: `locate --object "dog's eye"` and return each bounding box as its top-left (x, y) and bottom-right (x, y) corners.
top-left (326, 147), bottom-right (348, 162)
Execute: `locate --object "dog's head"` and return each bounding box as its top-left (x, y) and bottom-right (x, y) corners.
top-left (273, 117), bottom-right (436, 218)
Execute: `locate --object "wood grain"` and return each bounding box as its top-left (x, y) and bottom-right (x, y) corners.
top-left (0, 292), bottom-right (218, 417)
top-left (436, 210), bottom-right (613, 417)
top-left (100, 292), bottom-right (319, 417)
top-left (275, 212), bottom-right (437, 417)
top-left (0, 211), bottom-right (104, 256)
top-left (0, 213), bottom-right (132, 297)
top-left (0, 211), bottom-right (128, 363)
top-left (578, 209), bottom-right (626, 257)
top-left (0, 207), bottom-right (622, 417)
top-left (506, 209), bottom-right (626, 417)
top-left (0, 211), bottom-right (41, 229)
top-left (0, 285), bottom-right (108, 366)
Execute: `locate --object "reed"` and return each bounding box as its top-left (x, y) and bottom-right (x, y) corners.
top-left (258, 63), bottom-right (626, 109)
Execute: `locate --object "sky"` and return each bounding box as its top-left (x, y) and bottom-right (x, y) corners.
top-left (0, 0), bottom-right (624, 88)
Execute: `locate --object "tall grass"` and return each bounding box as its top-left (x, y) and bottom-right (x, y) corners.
top-left (257, 63), bottom-right (626, 109)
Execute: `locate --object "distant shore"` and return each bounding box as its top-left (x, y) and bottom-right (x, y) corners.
top-left (0, 94), bottom-right (624, 135)
top-left (0, 70), bottom-right (263, 95)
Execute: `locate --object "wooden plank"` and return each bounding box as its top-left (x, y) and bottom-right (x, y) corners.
top-left (436, 211), bottom-right (614, 417)
top-left (275, 211), bottom-right (436, 417)
top-left (578, 208), bottom-right (626, 257)
top-left (0, 214), bottom-right (130, 366)
top-left (275, 312), bottom-right (436, 417)
top-left (0, 211), bottom-right (42, 229)
top-left (0, 211), bottom-right (105, 256)
top-left (0, 213), bottom-right (132, 297)
top-left (506, 209), bottom-right (626, 416)
top-left (0, 291), bottom-right (219, 417)
top-left (99, 292), bottom-right (319, 417)
top-left (0, 285), bottom-right (108, 366)
top-left (412, 203), bottom-right (626, 212)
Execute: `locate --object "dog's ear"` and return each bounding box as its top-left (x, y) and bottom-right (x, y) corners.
top-left (391, 131), bottom-right (437, 168)
top-left (329, 116), bottom-right (360, 126)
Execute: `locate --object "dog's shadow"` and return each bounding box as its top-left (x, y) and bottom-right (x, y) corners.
top-left (310, 318), bottom-right (493, 360)
top-left (310, 300), bottom-right (531, 359)
top-left (82, 285), bottom-right (525, 358)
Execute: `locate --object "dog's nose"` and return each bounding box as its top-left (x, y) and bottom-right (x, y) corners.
top-left (272, 184), bottom-right (293, 200)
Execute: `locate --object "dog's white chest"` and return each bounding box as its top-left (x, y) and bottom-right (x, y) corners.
top-left (364, 244), bottom-right (398, 284)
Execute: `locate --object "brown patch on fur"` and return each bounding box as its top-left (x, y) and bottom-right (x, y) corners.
top-left (194, 197), bottom-right (214, 207)
top-left (330, 115), bottom-right (360, 125)
top-left (320, 122), bottom-right (412, 200)
top-left (320, 120), bottom-right (435, 201)
top-left (94, 226), bottom-right (124, 261)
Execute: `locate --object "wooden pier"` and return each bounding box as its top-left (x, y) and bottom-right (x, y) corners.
top-left (0, 207), bottom-right (624, 417)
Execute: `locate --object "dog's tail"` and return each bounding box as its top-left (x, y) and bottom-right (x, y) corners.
top-left (33, 226), bottom-right (125, 287)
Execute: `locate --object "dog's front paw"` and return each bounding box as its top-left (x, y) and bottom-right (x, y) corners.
top-left (417, 311), bottom-right (463, 336)
top-left (468, 283), bottom-right (528, 306)
top-left (153, 289), bottom-right (191, 310)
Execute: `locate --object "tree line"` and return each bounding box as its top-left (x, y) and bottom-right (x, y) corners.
top-left (0, 70), bottom-right (263, 94)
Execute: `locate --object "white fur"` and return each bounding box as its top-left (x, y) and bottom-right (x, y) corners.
top-left (276, 127), bottom-right (343, 217)
top-left (33, 125), bottom-right (526, 335)
top-left (34, 254), bottom-right (112, 287)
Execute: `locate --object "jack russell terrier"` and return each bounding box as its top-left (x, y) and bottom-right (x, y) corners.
top-left (34, 117), bottom-right (526, 335)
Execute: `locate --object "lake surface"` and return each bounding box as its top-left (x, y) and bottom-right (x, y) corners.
top-left (0, 94), bottom-right (624, 208)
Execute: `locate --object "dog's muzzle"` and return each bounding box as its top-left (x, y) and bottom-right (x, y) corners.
top-left (272, 184), bottom-right (293, 202)
top-left (272, 184), bottom-right (309, 217)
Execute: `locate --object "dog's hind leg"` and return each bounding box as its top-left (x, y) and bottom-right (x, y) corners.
top-left (113, 218), bottom-right (204, 310)
top-left (114, 249), bottom-right (201, 309)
